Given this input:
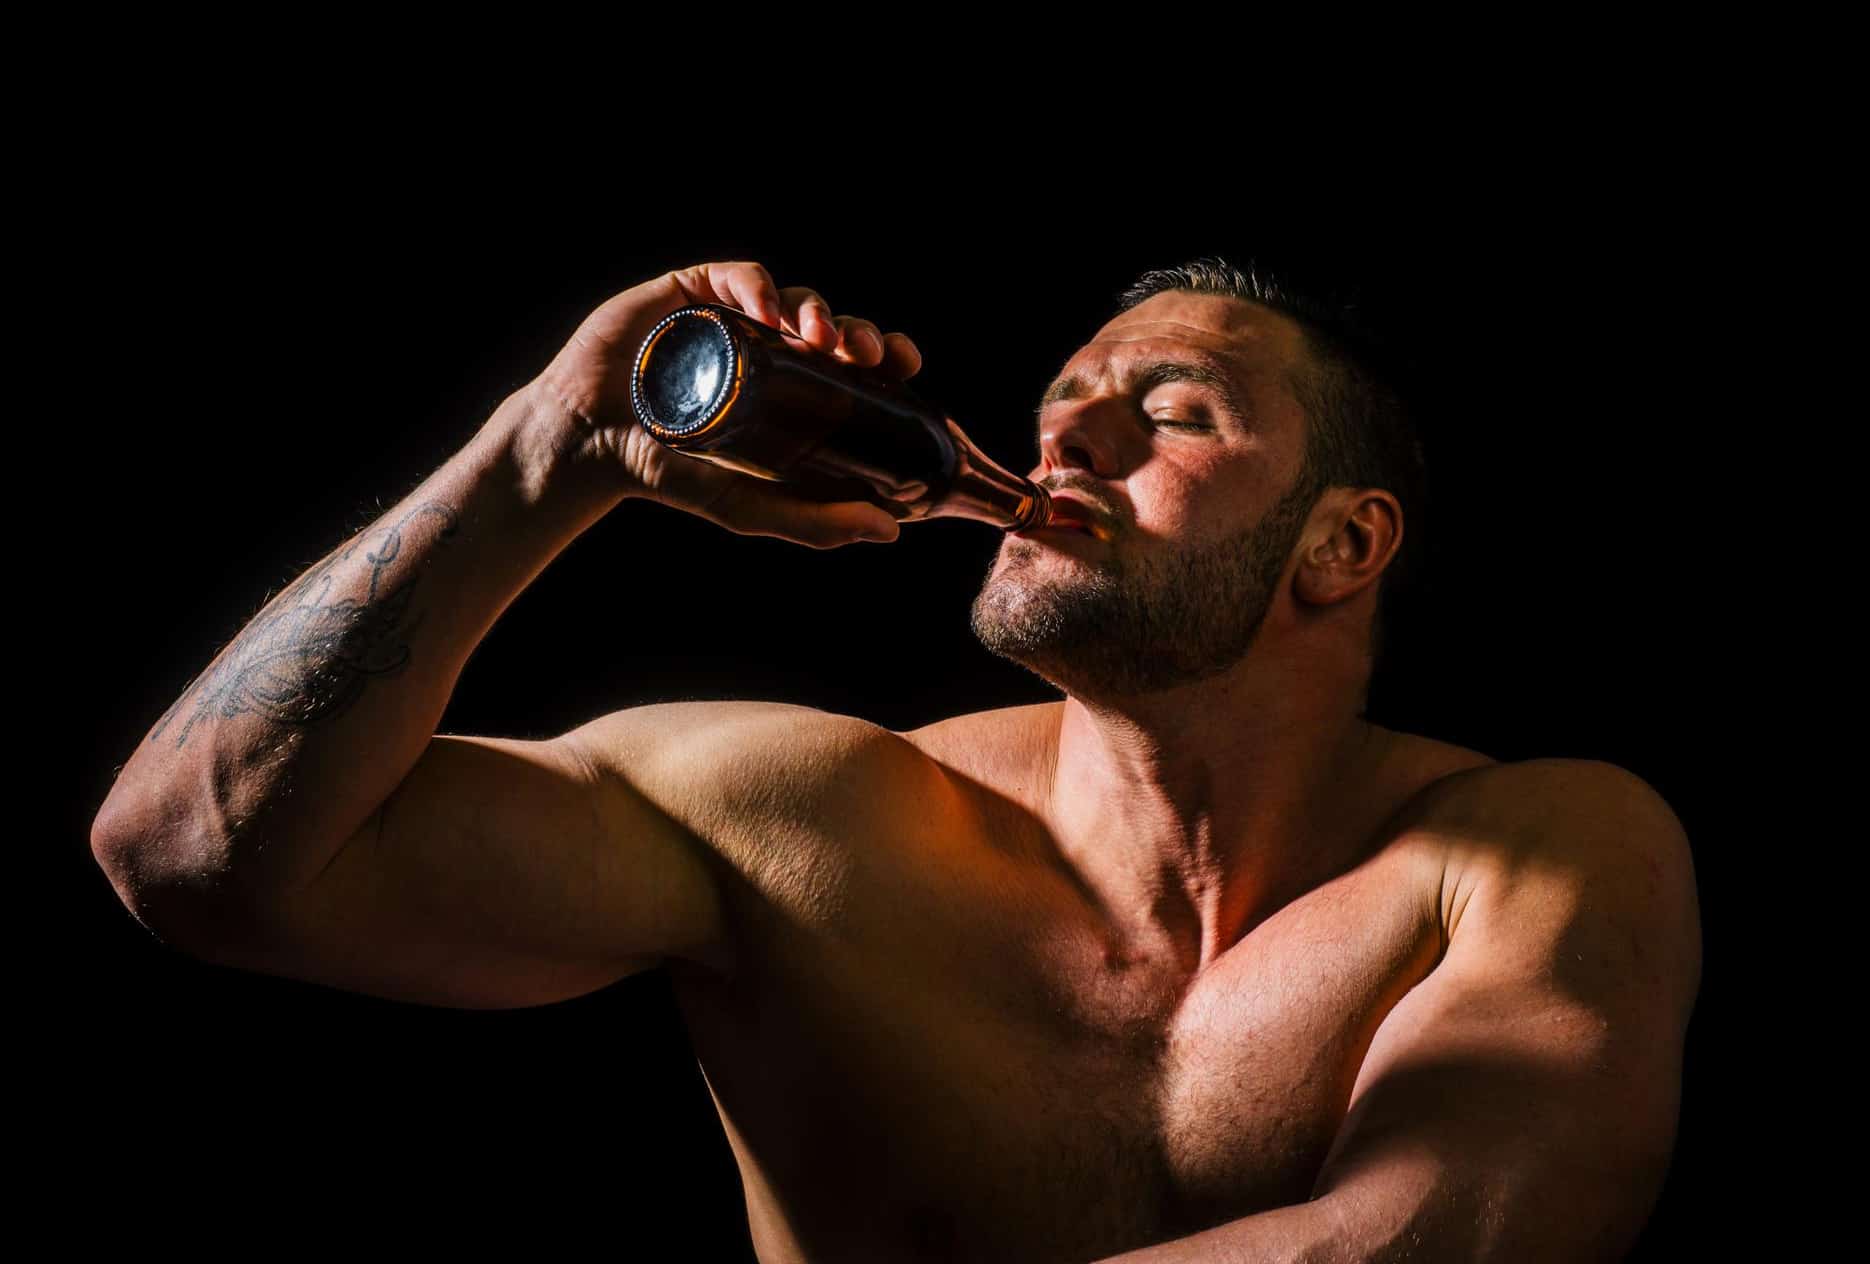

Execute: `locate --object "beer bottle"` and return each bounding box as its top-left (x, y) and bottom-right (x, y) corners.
top-left (629, 302), bottom-right (1055, 532)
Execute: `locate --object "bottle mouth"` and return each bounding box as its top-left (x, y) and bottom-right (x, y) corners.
top-left (631, 306), bottom-right (744, 439)
top-left (1011, 484), bottom-right (1054, 532)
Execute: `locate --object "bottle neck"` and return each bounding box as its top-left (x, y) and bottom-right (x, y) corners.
top-left (934, 417), bottom-right (1052, 531)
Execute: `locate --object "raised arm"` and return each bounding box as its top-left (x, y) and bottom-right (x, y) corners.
top-left (89, 261), bottom-right (923, 1008)
top-left (147, 699), bottom-right (912, 1010)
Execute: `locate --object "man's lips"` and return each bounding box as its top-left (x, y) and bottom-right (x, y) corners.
top-left (1017, 492), bottom-right (1110, 540)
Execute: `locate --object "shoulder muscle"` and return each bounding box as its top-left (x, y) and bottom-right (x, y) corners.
top-left (572, 700), bottom-right (948, 930)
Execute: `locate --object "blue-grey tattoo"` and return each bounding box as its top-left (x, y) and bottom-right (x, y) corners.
top-left (150, 501), bottom-right (460, 749)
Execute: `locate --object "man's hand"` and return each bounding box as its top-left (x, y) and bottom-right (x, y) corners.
top-left (532, 260), bottom-right (924, 549)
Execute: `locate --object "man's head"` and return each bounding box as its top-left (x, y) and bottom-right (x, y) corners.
top-left (969, 255), bottom-right (1427, 705)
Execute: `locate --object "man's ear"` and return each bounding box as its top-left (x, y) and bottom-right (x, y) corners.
top-left (1293, 489), bottom-right (1402, 608)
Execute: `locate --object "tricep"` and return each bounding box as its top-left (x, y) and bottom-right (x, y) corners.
top-left (198, 721), bottom-right (736, 1010)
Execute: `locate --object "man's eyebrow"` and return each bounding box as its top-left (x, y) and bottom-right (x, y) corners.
top-left (1035, 356), bottom-right (1253, 426)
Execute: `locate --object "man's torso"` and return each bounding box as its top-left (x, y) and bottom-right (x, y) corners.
top-left (659, 701), bottom-right (1497, 1264)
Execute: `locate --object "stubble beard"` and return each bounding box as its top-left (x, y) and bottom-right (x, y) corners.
top-left (969, 473), bottom-right (1323, 698)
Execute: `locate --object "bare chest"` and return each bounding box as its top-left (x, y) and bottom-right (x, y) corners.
top-left (666, 809), bottom-right (1446, 1264)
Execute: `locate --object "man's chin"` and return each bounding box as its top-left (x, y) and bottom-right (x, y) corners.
top-left (1000, 534), bottom-right (1108, 567)
top-left (971, 589), bottom-right (1106, 680)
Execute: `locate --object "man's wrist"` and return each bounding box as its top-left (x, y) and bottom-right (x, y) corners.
top-left (483, 377), bottom-right (636, 518)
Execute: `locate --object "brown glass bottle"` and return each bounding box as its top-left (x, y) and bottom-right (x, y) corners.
top-left (629, 302), bottom-right (1053, 531)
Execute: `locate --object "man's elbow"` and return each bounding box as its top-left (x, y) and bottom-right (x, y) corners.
top-left (1477, 1125), bottom-right (1678, 1263)
top-left (91, 802), bottom-right (272, 963)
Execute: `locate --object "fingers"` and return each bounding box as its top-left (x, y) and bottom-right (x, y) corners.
top-left (772, 287), bottom-right (881, 368)
top-left (776, 285), bottom-right (842, 351)
top-left (821, 313), bottom-right (922, 379)
top-left (674, 263), bottom-right (923, 379)
top-left (671, 261), bottom-right (787, 331)
top-left (631, 437), bottom-right (901, 548)
top-left (823, 312), bottom-right (922, 379)
top-left (707, 477), bottom-right (903, 549)
top-left (770, 283), bottom-right (922, 380)
top-left (878, 331), bottom-right (924, 380)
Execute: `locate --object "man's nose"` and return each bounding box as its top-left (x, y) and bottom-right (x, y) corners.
top-left (1036, 405), bottom-right (1126, 480)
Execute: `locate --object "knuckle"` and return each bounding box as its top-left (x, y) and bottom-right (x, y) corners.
top-left (731, 261), bottom-right (776, 293)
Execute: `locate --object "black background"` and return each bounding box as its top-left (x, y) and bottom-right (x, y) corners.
top-left (55, 135), bottom-right (1759, 1260)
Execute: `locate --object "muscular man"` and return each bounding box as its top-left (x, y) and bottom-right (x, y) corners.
top-left (90, 257), bottom-right (1702, 1263)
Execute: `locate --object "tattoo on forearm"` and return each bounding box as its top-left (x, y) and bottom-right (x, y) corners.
top-left (150, 501), bottom-right (461, 749)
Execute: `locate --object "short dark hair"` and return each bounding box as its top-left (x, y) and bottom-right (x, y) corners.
top-left (1113, 254), bottom-right (1429, 678)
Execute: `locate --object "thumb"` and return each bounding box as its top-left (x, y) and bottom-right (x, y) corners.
top-left (852, 504), bottom-right (901, 542)
top-left (832, 502), bottom-right (902, 544)
top-left (703, 476), bottom-right (902, 548)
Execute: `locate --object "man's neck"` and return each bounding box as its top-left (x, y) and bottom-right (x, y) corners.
top-left (1043, 648), bottom-right (1382, 975)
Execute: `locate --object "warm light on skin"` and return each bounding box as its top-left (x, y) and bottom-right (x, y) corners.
top-left (1006, 292), bottom-right (1313, 574)
top-left (967, 287), bottom-right (1409, 969)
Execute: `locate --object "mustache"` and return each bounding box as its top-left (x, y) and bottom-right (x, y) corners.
top-left (1041, 479), bottom-right (1121, 524)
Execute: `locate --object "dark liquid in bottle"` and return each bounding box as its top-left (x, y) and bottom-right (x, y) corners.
top-left (632, 304), bottom-right (1044, 527)
top-left (707, 348), bottom-right (955, 513)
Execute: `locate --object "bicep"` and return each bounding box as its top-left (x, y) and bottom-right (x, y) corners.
top-left (1309, 760), bottom-right (1702, 1261)
top-left (216, 721), bottom-right (731, 1011)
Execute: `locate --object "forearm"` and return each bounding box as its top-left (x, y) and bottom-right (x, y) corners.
top-left (1092, 1176), bottom-right (1508, 1263)
top-left (91, 382), bottom-right (626, 910)
top-left (1091, 1199), bottom-right (1341, 1264)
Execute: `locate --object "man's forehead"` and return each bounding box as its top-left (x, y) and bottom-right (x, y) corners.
top-left (1040, 292), bottom-right (1306, 420)
top-left (1091, 290), bottom-right (1305, 360)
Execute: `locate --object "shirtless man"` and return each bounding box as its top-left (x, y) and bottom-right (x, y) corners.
top-left (90, 258), bottom-right (1702, 1263)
